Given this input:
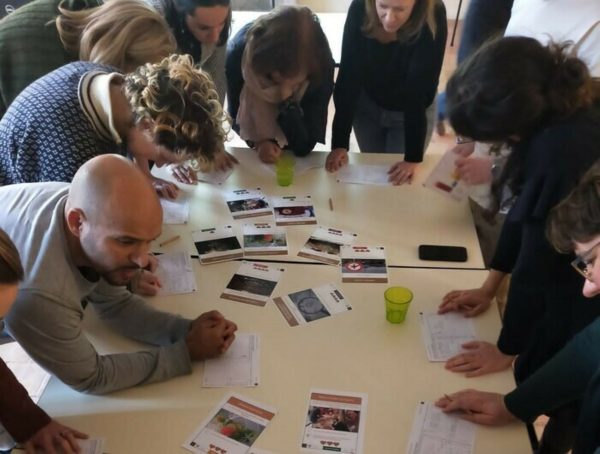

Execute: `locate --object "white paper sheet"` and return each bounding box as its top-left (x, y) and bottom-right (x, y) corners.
top-left (160, 198), bottom-right (190, 224)
top-left (155, 252), bottom-right (197, 296)
top-left (406, 402), bottom-right (476, 454)
top-left (0, 341), bottom-right (50, 403)
top-left (419, 313), bottom-right (476, 362)
top-left (203, 333), bottom-right (260, 387)
top-left (423, 149), bottom-right (469, 202)
top-left (336, 164), bottom-right (390, 186)
top-left (197, 167), bottom-right (234, 185)
top-left (78, 438), bottom-right (106, 454)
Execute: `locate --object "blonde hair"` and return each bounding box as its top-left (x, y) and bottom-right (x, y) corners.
top-left (0, 229), bottom-right (23, 284)
top-left (124, 54), bottom-right (228, 160)
top-left (363, 0), bottom-right (437, 43)
top-left (56, 0), bottom-right (176, 71)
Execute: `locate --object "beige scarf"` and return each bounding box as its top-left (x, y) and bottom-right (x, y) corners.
top-left (237, 40), bottom-right (309, 147)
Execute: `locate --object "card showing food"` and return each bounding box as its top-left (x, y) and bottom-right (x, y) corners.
top-left (183, 393), bottom-right (276, 454)
top-left (224, 188), bottom-right (272, 219)
top-left (192, 226), bottom-right (243, 264)
top-left (243, 223), bottom-right (288, 256)
top-left (221, 261), bottom-right (284, 307)
top-left (273, 283), bottom-right (351, 327)
top-left (298, 226), bottom-right (358, 265)
top-left (271, 196), bottom-right (317, 226)
top-left (340, 246), bottom-right (388, 283)
top-left (300, 389), bottom-right (368, 454)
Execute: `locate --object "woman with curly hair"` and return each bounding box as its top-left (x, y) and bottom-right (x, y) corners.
top-left (0, 0), bottom-right (176, 118)
top-left (0, 54), bottom-right (228, 199)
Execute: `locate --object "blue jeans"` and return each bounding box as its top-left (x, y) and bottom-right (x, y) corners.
top-left (352, 91), bottom-right (435, 154)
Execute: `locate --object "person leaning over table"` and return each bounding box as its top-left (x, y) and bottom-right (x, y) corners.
top-left (0, 0), bottom-right (174, 119)
top-left (325, 0), bottom-right (447, 185)
top-left (0, 155), bottom-right (238, 396)
top-left (226, 5), bottom-right (335, 164)
top-left (0, 229), bottom-right (88, 454)
top-left (0, 54), bottom-right (228, 200)
top-left (437, 160), bottom-right (600, 454)
top-left (436, 37), bottom-right (600, 453)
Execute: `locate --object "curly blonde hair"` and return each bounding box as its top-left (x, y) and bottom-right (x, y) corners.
top-left (124, 54), bottom-right (228, 160)
top-left (0, 229), bottom-right (23, 285)
top-left (56, 0), bottom-right (176, 71)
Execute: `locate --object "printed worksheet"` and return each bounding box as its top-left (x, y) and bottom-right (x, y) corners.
top-left (221, 261), bottom-right (284, 307)
top-left (183, 393), bottom-right (276, 454)
top-left (273, 283), bottom-right (352, 327)
top-left (298, 226), bottom-right (358, 265)
top-left (340, 246), bottom-right (388, 283)
top-left (419, 313), bottom-right (476, 362)
top-left (224, 188), bottom-right (272, 219)
top-left (78, 438), bottom-right (105, 454)
top-left (301, 389), bottom-right (368, 454)
top-left (155, 251), bottom-right (197, 296)
top-left (193, 226), bottom-right (244, 264)
top-left (161, 197), bottom-right (190, 224)
top-left (271, 196), bottom-right (317, 226)
top-left (197, 166), bottom-right (234, 185)
top-left (0, 341), bottom-right (50, 403)
top-left (336, 164), bottom-right (390, 186)
top-left (406, 402), bottom-right (476, 454)
top-left (243, 223), bottom-right (288, 256)
top-left (423, 149), bottom-right (469, 202)
top-left (203, 333), bottom-right (260, 388)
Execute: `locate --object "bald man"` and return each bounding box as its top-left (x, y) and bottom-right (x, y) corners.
top-left (0, 155), bottom-right (237, 394)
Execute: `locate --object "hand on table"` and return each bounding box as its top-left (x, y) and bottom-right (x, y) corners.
top-left (445, 341), bottom-right (515, 377)
top-left (451, 141), bottom-right (476, 157)
top-left (387, 161), bottom-right (418, 185)
top-left (151, 176), bottom-right (179, 199)
top-left (130, 256), bottom-right (162, 296)
top-left (23, 420), bottom-right (88, 454)
top-left (438, 287), bottom-right (494, 317)
top-left (185, 310), bottom-right (238, 360)
top-left (170, 163), bottom-right (198, 185)
top-left (257, 141), bottom-right (282, 163)
top-left (435, 389), bottom-right (516, 426)
top-left (325, 148), bottom-right (349, 172)
top-left (213, 150), bottom-right (239, 171)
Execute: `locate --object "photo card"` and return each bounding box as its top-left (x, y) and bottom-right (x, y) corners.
top-left (340, 246), bottom-right (388, 283)
top-left (221, 261), bottom-right (284, 307)
top-left (271, 196), bottom-right (317, 226)
top-left (298, 226), bottom-right (358, 265)
top-left (192, 226), bottom-right (243, 264)
top-left (243, 223), bottom-right (288, 256)
top-left (224, 188), bottom-right (272, 219)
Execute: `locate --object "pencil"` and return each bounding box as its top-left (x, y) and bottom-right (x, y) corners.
top-left (159, 235), bottom-right (180, 247)
top-left (328, 198), bottom-right (334, 211)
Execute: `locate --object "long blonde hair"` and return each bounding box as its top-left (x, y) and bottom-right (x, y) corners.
top-left (0, 229), bottom-right (23, 285)
top-left (56, 0), bottom-right (176, 71)
top-left (363, 0), bottom-right (437, 43)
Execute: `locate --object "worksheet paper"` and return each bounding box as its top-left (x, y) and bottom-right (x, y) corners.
top-left (193, 226), bottom-right (244, 264)
top-left (197, 166), bottom-right (234, 185)
top-left (160, 197), bottom-right (190, 224)
top-left (243, 223), bottom-right (288, 256)
top-left (224, 188), bottom-right (272, 219)
top-left (156, 251), bottom-right (197, 296)
top-left (340, 245), bottom-right (388, 283)
top-left (183, 393), bottom-right (276, 454)
top-left (423, 149), bottom-right (469, 202)
top-left (300, 389), bottom-right (368, 454)
top-left (271, 196), bottom-right (317, 226)
top-left (203, 333), bottom-right (260, 387)
top-left (78, 438), bottom-right (105, 454)
top-left (221, 261), bottom-right (284, 307)
top-left (406, 402), bottom-right (476, 454)
top-left (298, 226), bottom-right (358, 265)
top-left (0, 341), bottom-right (50, 403)
top-left (419, 313), bottom-right (476, 362)
top-left (336, 164), bottom-right (390, 186)
top-left (273, 283), bottom-right (352, 327)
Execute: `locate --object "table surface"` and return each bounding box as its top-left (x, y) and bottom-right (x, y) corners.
top-left (152, 148), bottom-right (486, 270)
top-left (39, 263), bottom-right (528, 453)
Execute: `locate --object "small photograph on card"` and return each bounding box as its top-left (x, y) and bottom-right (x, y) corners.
top-left (221, 261), bottom-right (284, 307)
top-left (243, 223), bottom-right (288, 256)
top-left (298, 226), bottom-right (358, 265)
top-left (340, 246), bottom-right (388, 283)
top-left (224, 188), bottom-right (272, 219)
top-left (271, 196), bottom-right (317, 226)
top-left (273, 283), bottom-right (351, 327)
top-left (192, 226), bottom-right (243, 264)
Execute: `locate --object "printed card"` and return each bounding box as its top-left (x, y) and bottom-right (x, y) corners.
top-left (340, 246), bottom-right (388, 283)
top-left (192, 226), bottom-right (243, 264)
top-left (203, 333), bottom-right (260, 388)
top-left (155, 251), bottom-right (198, 296)
top-left (419, 313), bottom-right (476, 362)
top-left (221, 261), bottom-right (284, 307)
top-left (78, 438), bottom-right (105, 454)
top-left (224, 189), bottom-right (272, 219)
top-left (183, 393), bottom-right (276, 454)
top-left (300, 389), bottom-right (368, 454)
top-left (423, 149), bottom-right (469, 202)
top-left (273, 283), bottom-right (351, 327)
top-left (298, 226), bottom-right (358, 265)
top-left (243, 223), bottom-right (288, 256)
top-left (271, 196), bottom-right (317, 226)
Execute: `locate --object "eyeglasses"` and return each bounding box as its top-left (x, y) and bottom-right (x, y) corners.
top-left (571, 240), bottom-right (600, 280)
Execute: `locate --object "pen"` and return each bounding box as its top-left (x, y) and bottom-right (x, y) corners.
top-left (159, 235), bottom-right (180, 247)
top-left (328, 198), bottom-right (334, 211)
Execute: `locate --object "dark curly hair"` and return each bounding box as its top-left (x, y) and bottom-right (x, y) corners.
top-left (0, 228), bottom-right (23, 285)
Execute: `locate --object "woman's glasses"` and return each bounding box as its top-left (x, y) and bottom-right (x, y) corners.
top-left (571, 241), bottom-right (600, 280)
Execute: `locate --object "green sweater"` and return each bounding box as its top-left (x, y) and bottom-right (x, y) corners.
top-left (0, 0), bottom-right (100, 117)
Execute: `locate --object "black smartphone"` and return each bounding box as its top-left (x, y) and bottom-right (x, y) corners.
top-left (418, 244), bottom-right (468, 262)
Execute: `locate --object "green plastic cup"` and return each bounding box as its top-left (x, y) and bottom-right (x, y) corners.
top-left (276, 156), bottom-right (294, 186)
top-left (385, 286), bottom-right (413, 323)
